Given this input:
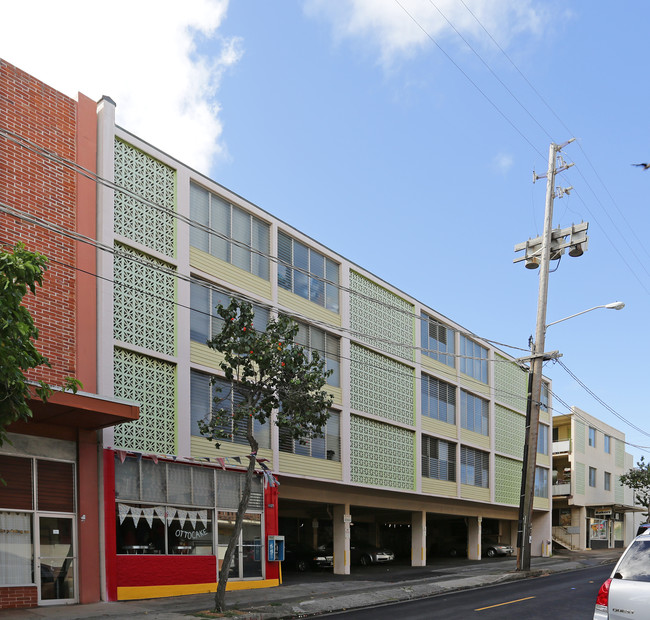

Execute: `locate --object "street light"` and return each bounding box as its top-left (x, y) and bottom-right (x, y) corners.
top-left (545, 302), bottom-right (625, 330)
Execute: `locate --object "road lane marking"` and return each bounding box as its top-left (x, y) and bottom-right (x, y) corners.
top-left (475, 596), bottom-right (536, 611)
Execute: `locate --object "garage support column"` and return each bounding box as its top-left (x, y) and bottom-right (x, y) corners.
top-left (468, 516), bottom-right (482, 560)
top-left (333, 504), bottom-right (351, 575)
top-left (411, 511), bottom-right (426, 566)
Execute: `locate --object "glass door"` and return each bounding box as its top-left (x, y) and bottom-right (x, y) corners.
top-left (37, 515), bottom-right (76, 604)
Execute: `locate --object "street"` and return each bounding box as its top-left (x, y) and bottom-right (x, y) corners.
top-left (321, 564), bottom-right (610, 619)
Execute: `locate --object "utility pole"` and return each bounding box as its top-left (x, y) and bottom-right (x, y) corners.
top-left (513, 139), bottom-right (586, 571)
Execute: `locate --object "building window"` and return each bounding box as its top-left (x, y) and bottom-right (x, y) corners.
top-left (552, 426), bottom-right (559, 442)
top-left (535, 467), bottom-right (548, 498)
top-left (190, 371), bottom-right (271, 448)
top-left (421, 374), bottom-right (456, 425)
top-left (460, 446), bottom-right (489, 488)
top-left (589, 467), bottom-right (597, 487)
top-left (190, 182), bottom-right (270, 280)
top-left (421, 314), bottom-right (455, 367)
top-left (604, 471), bottom-right (611, 491)
top-left (277, 231), bottom-right (339, 312)
top-left (538, 423), bottom-right (549, 455)
top-left (604, 435), bottom-right (611, 454)
top-left (422, 436), bottom-right (456, 482)
top-left (459, 336), bottom-right (488, 383)
top-left (190, 280), bottom-right (269, 344)
top-left (460, 390), bottom-right (488, 436)
top-left (589, 427), bottom-right (596, 448)
top-left (540, 381), bottom-right (549, 411)
top-left (279, 411), bottom-right (340, 461)
top-left (294, 321), bottom-right (341, 387)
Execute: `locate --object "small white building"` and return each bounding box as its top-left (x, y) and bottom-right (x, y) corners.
top-left (552, 407), bottom-right (640, 550)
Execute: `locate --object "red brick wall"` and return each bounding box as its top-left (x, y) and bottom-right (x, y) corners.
top-left (0, 59), bottom-right (78, 385)
top-left (0, 586), bottom-right (38, 609)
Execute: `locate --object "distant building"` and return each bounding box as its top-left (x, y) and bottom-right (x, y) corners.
top-left (552, 407), bottom-right (639, 550)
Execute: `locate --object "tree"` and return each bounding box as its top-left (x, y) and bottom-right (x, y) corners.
top-left (0, 242), bottom-right (80, 447)
top-left (620, 457), bottom-right (650, 520)
top-left (198, 298), bottom-right (333, 612)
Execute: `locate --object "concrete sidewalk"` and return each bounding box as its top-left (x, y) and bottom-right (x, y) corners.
top-left (0, 548), bottom-right (622, 620)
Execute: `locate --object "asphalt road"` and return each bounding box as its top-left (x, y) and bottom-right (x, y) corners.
top-left (321, 564), bottom-right (611, 619)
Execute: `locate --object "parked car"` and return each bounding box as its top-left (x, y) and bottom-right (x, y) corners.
top-left (636, 523), bottom-right (650, 537)
top-left (483, 542), bottom-right (514, 558)
top-left (593, 532), bottom-right (650, 619)
top-left (350, 543), bottom-right (395, 566)
top-left (284, 543), bottom-right (333, 572)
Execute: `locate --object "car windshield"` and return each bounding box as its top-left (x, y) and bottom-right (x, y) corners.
top-left (616, 539), bottom-right (650, 582)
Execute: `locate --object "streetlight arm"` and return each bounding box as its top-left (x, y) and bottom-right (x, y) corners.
top-left (545, 302), bottom-right (625, 330)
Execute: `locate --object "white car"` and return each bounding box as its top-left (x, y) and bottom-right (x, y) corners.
top-left (593, 532), bottom-right (650, 619)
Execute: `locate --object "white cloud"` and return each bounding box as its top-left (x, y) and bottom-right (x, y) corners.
top-left (494, 152), bottom-right (514, 173)
top-left (304, 0), bottom-right (546, 68)
top-left (1, 0), bottom-right (241, 173)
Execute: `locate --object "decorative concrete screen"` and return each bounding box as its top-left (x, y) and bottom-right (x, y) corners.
top-left (575, 462), bottom-right (586, 495)
top-left (350, 344), bottom-right (414, 426)
top-left (494, 355), bottom-right (528, 413)
top-left (495, 405), bottom-right (525, 458)
top-left (349, 271), bottom-right (414, 361)
top-left (114, 138), bottom-right (175, 258)
top-left (350, 415), bottom-right (414, 490)
top-left (494, 456), bottom-right (520, 505)
top-left (574, 420), bottom-right (586, 454)
top-left (113, 348), bottom-right (176, 453)
top-left (113, 244), bottom-right (176, 356)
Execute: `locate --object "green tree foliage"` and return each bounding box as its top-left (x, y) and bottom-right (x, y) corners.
top-left (0, 243), bottom-right (80, 447)
top-left (198, 299), bottom-right (333, 612)
top-left (620, 456), bottom-right (650, 519)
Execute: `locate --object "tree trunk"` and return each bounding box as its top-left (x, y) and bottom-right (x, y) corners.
top-left (213, 418), bottom-right (259, 612)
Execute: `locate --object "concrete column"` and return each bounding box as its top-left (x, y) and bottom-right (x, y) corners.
top-left (467, 516), bottom-right (482, 560)
top-left (532, 510), bottom-right (552, 557)
top-left (333, 504), bottom-right (351, 575)
top-left (411, 511), bottom-right (426, 566)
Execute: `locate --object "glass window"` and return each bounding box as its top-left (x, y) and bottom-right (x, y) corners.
top-left (421, 314), bottom-right (455, 367)
top-left (217, 512), bottom-right (262, 579)
top-left (190, 280), bottom-right (269, 344)
top-left (277, 231), bottom-right (339, 313)
top-left (460, 446), bottom-right (489, 488)
top-left (421, 374), bottom-right (456, 425)
top-left (460, 390), bottom-right (489, 436)
top-left (604, 471), bottom-right (611, 491)
top-left (589, 427), bottom-right (596, 448)
top-left (422, 436), bottom-right (456, 481)
top-left (535, 467), bottom-right (548, 498)
top-left (0, 512), bottom-right (32, 585)
top-left (538, 424), bottom-right (549, 455)
top-left (459, 336), bottom-right (488, 383)
top-left (190, 182), bottom-right (270, 279)
top-left (190, 372), bottom-right (271, 448)
top-left (0, 455), bottom-right (33, 510)
top-left (294, 321), bottom-right (340, 387)
top-left (614, 538), bottom-right (650, 582)
top-left (589, 466), bottom-right (597, 487)
top-left (540, 382), bottom-right (549, 412)
top-left (604, 435), bottom-right (611, 454)
top-left (279, 412), bottom-right (340, 462)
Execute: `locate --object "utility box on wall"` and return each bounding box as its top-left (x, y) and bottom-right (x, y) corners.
top-left (267, 535), bottom-right (285, 562)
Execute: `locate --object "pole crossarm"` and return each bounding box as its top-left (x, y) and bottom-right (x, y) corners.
top-left (513, 222), bottom-right (588, 264)
top-left (514, 350), bottom-right (562, 364)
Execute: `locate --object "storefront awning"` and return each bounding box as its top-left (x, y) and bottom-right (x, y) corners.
top-left (26, 389), bottom-right (140, 430)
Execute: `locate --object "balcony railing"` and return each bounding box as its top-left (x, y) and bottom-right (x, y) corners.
top-left (552, 482), bottom-right (571, 496)
top-left (552, 439), bottom-right (571, 454)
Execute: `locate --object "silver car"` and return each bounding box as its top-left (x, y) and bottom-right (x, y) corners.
top-left (593, 532), bottom-right (650, 619)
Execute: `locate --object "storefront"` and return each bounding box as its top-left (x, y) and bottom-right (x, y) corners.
top-left (588, 508), bottom-right (625, 549)
top-left (103, 450), bottom-right (279, 601)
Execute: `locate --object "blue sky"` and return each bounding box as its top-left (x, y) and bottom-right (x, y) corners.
top-left (3, 1), bottom-right (650, 461)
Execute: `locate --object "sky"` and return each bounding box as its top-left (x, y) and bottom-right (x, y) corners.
top-left (3, 1), bottom-right (650, 462)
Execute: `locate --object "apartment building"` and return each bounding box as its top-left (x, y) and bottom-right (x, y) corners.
top-left (552, 407), bottom-right (638, 550)
top-left (1, 59), bottom-right (553, 606)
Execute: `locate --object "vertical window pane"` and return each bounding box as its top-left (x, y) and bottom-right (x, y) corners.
top-left (0, 456), bottom-right (32, 510)
top-left (190, 281), bottom-right (210, 343)
top-left (326, 413), bottom-right (340, 461)
top-left (141, 460), bottom-right (166, 503)
top-left (0, 512), bottom-right (32, 585)
top-left (115, 457), bottom-right (140, 500)
top-left (325, 258), bottom-right (339, 312)
top-left (251, 219), bottom-right (269, 279)
top-left (210, 195), bottom-right (230, 262)
top-left (309, 252), bottom-right (325, 306)
top-left (231, 206), bottom-right (251, 271)
top-left (190, 183), bottom-right (209, 252)
top-left (37, 461), bottom-right (74, 513)
top-left (191, 371), bottom-right (212, 437)
top-left (168, 464), bottom-right (192, 505)
top-left (293, 241), bottom-right (309, 300)
top-left (277, 232), bottom-right (293, 291)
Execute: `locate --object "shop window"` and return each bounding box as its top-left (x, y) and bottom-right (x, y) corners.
top-left (217, 512), bottom-right (262, 579)
top-left (0, 455), bottom-right (32, 510)
top-left (0, 511), bottom-right (32, 585)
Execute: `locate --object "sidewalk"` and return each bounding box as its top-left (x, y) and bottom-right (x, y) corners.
top-left (0, 548), bottom-right (622, 620)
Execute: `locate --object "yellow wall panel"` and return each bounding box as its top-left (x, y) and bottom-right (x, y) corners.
top-left (278, 288), bottom-right (341, 327)
top-left (460, 484), bottom-right (490, 502)
top-left (421, 416), bottom-right (457, 439)
top-left (421, 477), bottom-right (457, 497)
top-left (460, 429), bottom-right (490, 450)
top-left (279, 453), bottom-right (343, 480)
